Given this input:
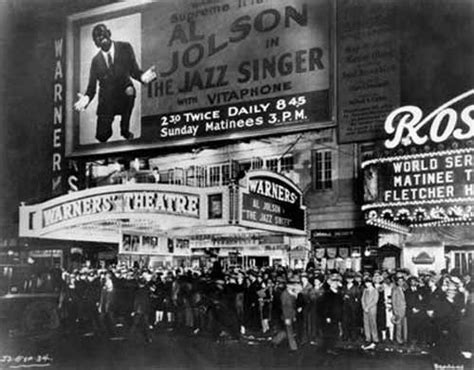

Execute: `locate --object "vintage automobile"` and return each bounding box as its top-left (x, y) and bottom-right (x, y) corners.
top-left (0, 263), bottom-right (61, 336)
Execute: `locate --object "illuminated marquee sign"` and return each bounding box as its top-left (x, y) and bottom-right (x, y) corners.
top-left (384, 89), bottom-right (474, 149)
top-left (42, 191), bottom-right (199, 228)
top-left (239, 171), bottom-right (306, 233)
top-left (67, 0), bottom-right (330, 156)
top-left (362, 90), bottom-right (474, 229)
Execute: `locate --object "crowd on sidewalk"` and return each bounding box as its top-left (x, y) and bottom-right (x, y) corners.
top-left (56, 261), bottom-right (473, 368)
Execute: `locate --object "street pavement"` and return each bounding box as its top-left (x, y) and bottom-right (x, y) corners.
top-left (0, 326), bottom-right (443, 370)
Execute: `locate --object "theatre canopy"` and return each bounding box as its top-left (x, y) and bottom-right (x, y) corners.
top-left (19, 171), bottom-right (307, 243)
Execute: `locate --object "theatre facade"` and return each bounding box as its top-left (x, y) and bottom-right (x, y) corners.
top-left (361, 90), bottom-right (474, 276)
top-left (19, 170), bottom-right (310, 269)
top-left (18, 0), bottom-right (338, 270)
top-left (13, 0), bottom-right (472, 275)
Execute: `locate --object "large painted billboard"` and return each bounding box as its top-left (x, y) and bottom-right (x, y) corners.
top-left (66, 0), bottom-right (331, 156)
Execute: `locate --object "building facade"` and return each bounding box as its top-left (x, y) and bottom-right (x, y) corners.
top-left (2, 0), bottom-right (472, 274)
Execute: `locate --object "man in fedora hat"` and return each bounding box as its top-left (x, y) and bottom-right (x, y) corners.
top-left (405, 276), bottom-right (425, 347)
top-left (342, 270), bottom-right (361, 342)
top-left (272, 277), bottom-right (301, 351)
top-left (319, 273), bottom-right (343, 355)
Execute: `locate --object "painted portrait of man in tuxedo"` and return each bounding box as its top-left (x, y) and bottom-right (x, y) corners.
top-left (74, 14), bottom-right (156, 144)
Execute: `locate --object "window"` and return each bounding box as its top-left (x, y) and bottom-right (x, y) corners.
top-left (265, 155), bottom-right (294, 173)
top-left (169, 168), bottom-right (184, 185)
top-left (266, 158), bottom-right (279, 172)
top-left (453, 251), bottom-right (473, 275)
top-left (313, 150), bottom-right (332, 190)
top-left (222, 164), bottom-right (230, 185)
top-left (280, 156), bottom-right (294, 172)
top-left (208, 165), bottom-right (221, 186)
top-left (251, 157), bottom-right (264, 170)
top-left (208, 194), bottom-right (223, 219)
top-left (239, 161), bottom-right (252, 173)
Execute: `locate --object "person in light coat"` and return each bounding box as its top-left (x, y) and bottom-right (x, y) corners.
top-left (391, 275), bottom-right (408, 344)
top-left (361, 277), bottom-right (379, 349)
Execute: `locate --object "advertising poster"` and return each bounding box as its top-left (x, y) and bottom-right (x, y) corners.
top-left (66, 0), bottom-right (331, 156)
top-left (337, 0), bottom-right (400, 143)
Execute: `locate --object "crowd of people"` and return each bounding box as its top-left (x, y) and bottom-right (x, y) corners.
top-left (57, 261), bottom-right (473, 367)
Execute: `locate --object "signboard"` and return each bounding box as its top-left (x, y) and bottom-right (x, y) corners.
top-left (66, 0), bottom-right (331, 156)
top-left (337, 0), bottom-right (400, 143)
top-left (362, 90), bottom-right (474, 228)
top-left (119, 233), bottom-right (189, 255)
top-left (42, 190), bottom-right (199, 228)
top-left (239, 170), bottom-right (306, 234)
top-left (19, 184), bottom-right (234, 243)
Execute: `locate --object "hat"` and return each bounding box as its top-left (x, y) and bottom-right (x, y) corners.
top-left (373, 274), bottom-right (384, 283)
top-left (214, 278), bottom-right (225, 285)
top-left (287, 276), bottom-right (300, 284)
top-left (363, 276), bottom-right (373, 284)
top-left (276, 276), bottom-right (287, 284)
top-left (344, 271), bottom-right (356, 279)
top-left (328, 273), bottom-right (342, 282)
top-left (449, 276), bottom-right (462, 286)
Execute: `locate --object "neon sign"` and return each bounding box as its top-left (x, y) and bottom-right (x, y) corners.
top-left (384, 90), bottom-right (474, 149)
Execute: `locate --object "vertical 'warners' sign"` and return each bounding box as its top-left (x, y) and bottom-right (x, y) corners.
top-left (66, 0), bottom-right (330, 156)
top-left (52, 38), bottom-right (64, 195)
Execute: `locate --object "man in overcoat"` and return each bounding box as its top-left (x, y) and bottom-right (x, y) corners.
top-left (318, 273), bottom-right (343, 355)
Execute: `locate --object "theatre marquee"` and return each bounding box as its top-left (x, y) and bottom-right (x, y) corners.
top-left (362, 90), bottom-right (474, 232)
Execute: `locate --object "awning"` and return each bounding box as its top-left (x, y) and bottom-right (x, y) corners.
top-left (19, 171), bottom-right (307, 244)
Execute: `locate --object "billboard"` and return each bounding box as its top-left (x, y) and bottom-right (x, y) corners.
top-left (66, 0), bottom-right (331, 156)
top-left (337, 0), bottom-right (400, 143)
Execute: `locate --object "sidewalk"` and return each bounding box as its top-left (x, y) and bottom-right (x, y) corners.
top-left (241, 330), bottom-right (431, 356)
